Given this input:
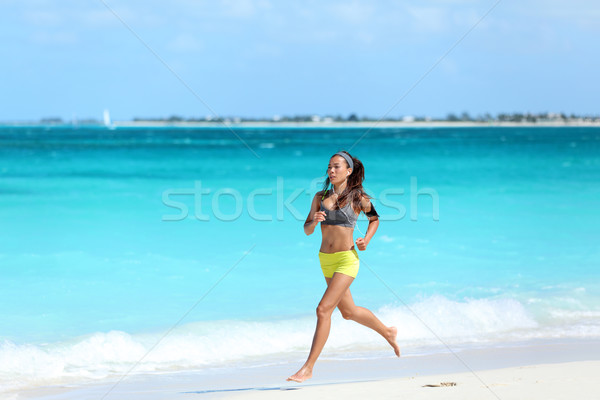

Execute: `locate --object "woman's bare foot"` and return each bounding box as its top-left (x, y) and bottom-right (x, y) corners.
top-left (387, 326), bottom-right (401, 357)
top-left (287, 366), bottom-right (313, 383)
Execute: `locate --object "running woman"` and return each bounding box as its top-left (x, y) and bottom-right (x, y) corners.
top-left (287, 151), bottom-right (400, 383)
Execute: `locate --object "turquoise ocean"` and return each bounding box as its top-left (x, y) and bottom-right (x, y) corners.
top-left (1, 125), bottom-right (599, 391)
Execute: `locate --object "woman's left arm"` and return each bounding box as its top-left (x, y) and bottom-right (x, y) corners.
top-left (356, 196), bottom-right (379, 251)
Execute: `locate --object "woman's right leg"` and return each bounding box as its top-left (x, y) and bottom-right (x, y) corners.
top-left (337, 288), bottom-right (401, 357)
top-left (287, 272), bottom-right (355, 382)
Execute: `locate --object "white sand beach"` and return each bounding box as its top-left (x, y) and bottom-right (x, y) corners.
top-left (14, 339), bottom-right (600, 400)
top-left (224, 361), bottom-right (599, 400)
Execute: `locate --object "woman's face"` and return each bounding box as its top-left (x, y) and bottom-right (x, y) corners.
top-left (327, 155), bottom-right (351, 184)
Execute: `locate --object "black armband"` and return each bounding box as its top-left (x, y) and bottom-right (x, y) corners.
top-left (365, 202), bottom-right (379, 218)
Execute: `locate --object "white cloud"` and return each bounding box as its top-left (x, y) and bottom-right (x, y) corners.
top-left (219, 0), bottom-right (272, 18)
top-left (84, 4), bottom-right (164, 28)
top-left (248, 42), bottom-right (282, 58)
top-left (167, 33), bottom-right (203, 52)
top-left (30, 31), bottom-right (78, 45)
top-left (23, 10), bottom-right (63, 26)
top-left (329, 1), bottom-right (375, 24)
top-left (515, 1), bottom-right (600, 32)
top-left (451, 7), bottom-right (489, 29)
top-left (405, 6), bottom-right (448, 34)
top-left (438, 57), bottom-right (459, 77)
top-left (404, 4), bottom-right (489, 35)
top-left (80, 9), bottom-right (123, 27)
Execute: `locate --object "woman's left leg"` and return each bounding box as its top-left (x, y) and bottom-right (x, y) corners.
top-left (336, 287), bottom-right (401, 357)
top-left (287, 272), bottom-right (355, 382)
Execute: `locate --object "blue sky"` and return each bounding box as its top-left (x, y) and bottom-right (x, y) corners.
top-left (2, 0), bottom-right (599, 122)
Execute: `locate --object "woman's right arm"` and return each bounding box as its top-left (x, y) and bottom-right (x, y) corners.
top-left (304, 193), bottom-right (326, 236)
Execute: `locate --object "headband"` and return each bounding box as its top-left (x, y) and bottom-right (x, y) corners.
top-left (334, 152), bottom-right (353, 171)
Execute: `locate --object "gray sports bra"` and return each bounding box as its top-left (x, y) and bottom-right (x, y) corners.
top-left (320, 198), bottom-right (359, 228)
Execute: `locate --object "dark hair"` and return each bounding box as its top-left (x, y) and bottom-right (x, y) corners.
top-left (321, 150), bottom-right (372, 213)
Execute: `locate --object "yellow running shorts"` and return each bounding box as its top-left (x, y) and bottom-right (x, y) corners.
top-left (318, 249), bottom-right (359, 278)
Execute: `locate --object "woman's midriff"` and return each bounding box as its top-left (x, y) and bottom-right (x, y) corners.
top-left (319, 224), bottom-right (355, 253)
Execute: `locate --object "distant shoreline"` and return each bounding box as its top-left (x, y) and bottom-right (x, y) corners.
top-left (115, 120), bottom-right (600, 128)
top-left (3, 120), bottom-right (600, 128)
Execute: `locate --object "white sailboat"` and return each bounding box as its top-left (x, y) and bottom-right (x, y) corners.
top-left (103, 109), bottom-right (115, 129)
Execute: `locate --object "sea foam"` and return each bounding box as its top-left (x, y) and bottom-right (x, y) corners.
top-left (2, 295), bottom-right (598, 393)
